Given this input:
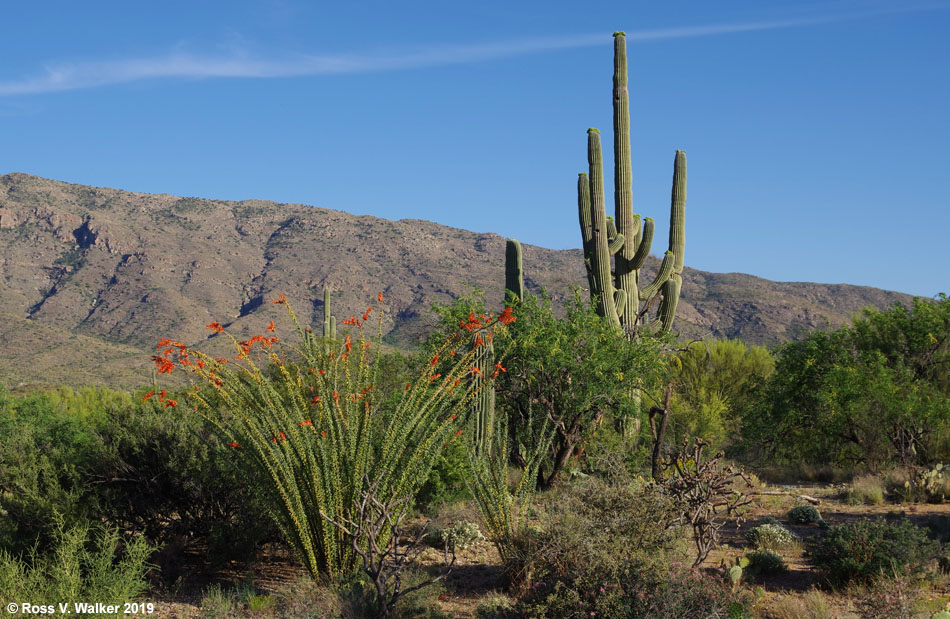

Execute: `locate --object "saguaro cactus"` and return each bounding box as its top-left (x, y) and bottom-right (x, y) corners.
top-left (578, 32), bottom-right (686, 335)
top-left (505, 238), bottom-right (524, 302)
top-left (322, 286), bottom-right (336, 340)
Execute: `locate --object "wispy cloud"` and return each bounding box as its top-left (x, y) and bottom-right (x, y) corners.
top-left (0, 4), bottom-right (945, 96)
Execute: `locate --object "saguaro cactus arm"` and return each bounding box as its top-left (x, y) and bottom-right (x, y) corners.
top-left (659, 150), bottom-right (687, 330)
top-left (586, 128), bottom-right (621, 330)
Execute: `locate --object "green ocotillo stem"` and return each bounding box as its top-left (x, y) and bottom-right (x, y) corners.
top-left (505, 238), bottom-right (524, 301)
top-left (587, 128), bottom-right (621, 330)
top-left (612, 32), bottom-right (638, 331)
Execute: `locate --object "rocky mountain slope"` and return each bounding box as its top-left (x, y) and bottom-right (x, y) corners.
top-left (0, 173), bottom-right (914, 388)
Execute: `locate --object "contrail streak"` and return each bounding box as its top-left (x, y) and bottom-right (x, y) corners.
top-left (0, 4), bottom-right (945, 96)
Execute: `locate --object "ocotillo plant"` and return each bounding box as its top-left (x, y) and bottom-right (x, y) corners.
top-left (577, 32), bottom-right (686, 335)
top-left (152, 294), bottom-right (500, 579)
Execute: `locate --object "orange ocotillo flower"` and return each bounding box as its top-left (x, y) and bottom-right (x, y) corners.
top-left (206, 321), bottom-right (224, 333)
top-left (266, 320), bottom-right (276, 332)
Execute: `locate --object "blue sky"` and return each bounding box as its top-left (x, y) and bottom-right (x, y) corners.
top-left (1, 1), bottom-right (947, 297)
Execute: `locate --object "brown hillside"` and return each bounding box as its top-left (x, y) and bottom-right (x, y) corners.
top-left (0, 173), bottom-right (914, 388)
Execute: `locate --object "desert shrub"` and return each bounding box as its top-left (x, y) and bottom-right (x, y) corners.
top-left (854, 568), bottom-right (919, 619)
top-left (476, 593), bottom-right (516, 618)
top-left (0, 387), bottom-right (271, 567)
top-left (514, 477), bottom-right (691, 617)
top-left (625, 562), bottom-right (753, 619)
top-left (844, 474), bottom-right (885, 505)
top-left (744, 523), bottom-right (799, 551)
top-left (0, 523), bottom-right (154, 608)
top-left (787, 505), bottom-right (823, 525)
top-left (660, 438), bottom-right (754, 566)
top-left (440, 521), bottom-right (484, 552)
top-left (925, 514), bottom-right (950, 544)
top-left (415, 439), bottom-right (470, 512)
top-left (808, 518), bottom-right (940, 585)
top-left (746, 549), bottom-right (787, 575)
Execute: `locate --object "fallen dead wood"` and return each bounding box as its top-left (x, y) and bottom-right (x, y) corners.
top-left (749, 490), bottom-right (821, 505)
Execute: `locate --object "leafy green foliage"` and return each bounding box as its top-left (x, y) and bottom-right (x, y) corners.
top-left (808, 518), bottom-right (940, 585)
top-left (498, 293), bottom-right (670, 486)
top-left (742, 294), bottom-right (950, 467)
top-left (669, 339), bottom-right (774, 450)
top-left (0, 385), bottom-right (269, 566)
top-left (415, 439), bottom-right (470, 512)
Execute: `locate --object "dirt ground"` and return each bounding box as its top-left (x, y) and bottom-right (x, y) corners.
top-left (147, 483), bottom-right (950, 618)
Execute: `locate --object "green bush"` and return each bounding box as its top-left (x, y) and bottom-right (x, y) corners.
top-left (0, 386), bottom-right (271, 567)
top-left (415, 439), bottom-right (470, 512)
top-left (787, 505), bottom-right (823, 525)
top-left (741, 295), bottom-right (950, 468)
top-left (0, 523), bottom-right (154, 610)
top-left (746, 549), bottom-right (787, 575)
top-left (808, 518), bottom-right (940, 585)
top-left (744, 523), bottom-right (799, 551)
top-left (514, 477), bottom-right (689, 617)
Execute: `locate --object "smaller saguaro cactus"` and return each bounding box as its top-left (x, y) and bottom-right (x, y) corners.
top-left (472, 330), bottom-right (496, 455)
top-left (323, 286), bottom-right (336, 340)
top-left (505, 238), bottom-right (524, 302)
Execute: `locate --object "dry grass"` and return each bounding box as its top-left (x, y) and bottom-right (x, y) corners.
top-left (843, 474), bottom-right (885, 505)
top-left (767, 589), bottom-right (837, 619)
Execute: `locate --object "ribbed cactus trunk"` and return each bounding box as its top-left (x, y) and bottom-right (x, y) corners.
top-left (472, 332), bottom-right (495, 455)
top-left (576, 32), bottom-right (686, 336)
top-left (660, 150), bottom-right (686, 331)
top-left (586, 129), bottom-right (622, 330)
top-left (323, 286), bottom-right (336, 340)
top-left (505, 238), bottom-right (524, 302)
top-left (612, 32), bottom-right (638, 332)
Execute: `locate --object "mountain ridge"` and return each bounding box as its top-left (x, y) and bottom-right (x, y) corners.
top-left (0, 172), bottom-right (915, 388)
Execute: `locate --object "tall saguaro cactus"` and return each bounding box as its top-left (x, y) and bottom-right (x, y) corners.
top-left (578, 32), bottom-right (686, 335)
